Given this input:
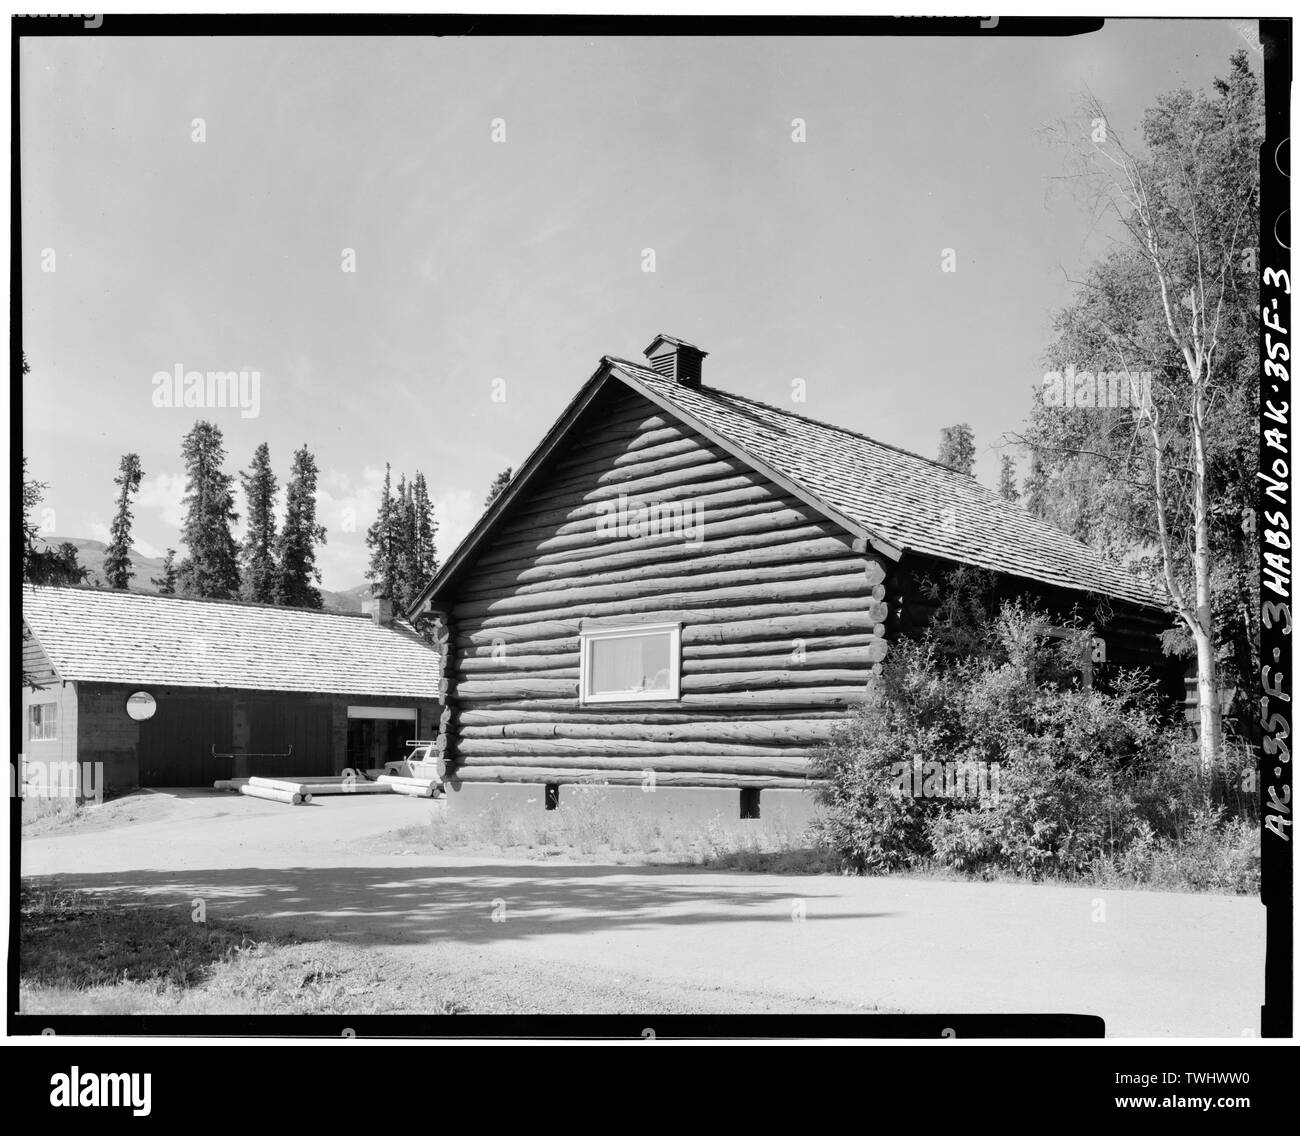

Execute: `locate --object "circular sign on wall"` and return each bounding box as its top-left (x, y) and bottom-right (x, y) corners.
top-left (125, 691), bottom-right (157, 721)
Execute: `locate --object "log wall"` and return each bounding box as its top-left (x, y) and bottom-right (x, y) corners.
top-left (433, 385), bottom-right (887, 789)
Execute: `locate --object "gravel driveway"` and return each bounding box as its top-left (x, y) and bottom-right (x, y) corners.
top-left (21, 789), bottom-right (1264, 1036)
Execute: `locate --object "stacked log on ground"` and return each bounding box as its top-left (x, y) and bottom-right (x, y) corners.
top-left (213, 776), bottom-right (400, 797)
top-left (238, 783), bottom-right (311, 805)
top-left (375, 775), bottom-right (440, 797)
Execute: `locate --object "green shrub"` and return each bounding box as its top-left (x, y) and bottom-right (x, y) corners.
top-left (811, 589), bottom-right (1258, 892)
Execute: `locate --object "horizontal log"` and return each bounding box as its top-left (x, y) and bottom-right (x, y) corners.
top-left (683, 633), bottom-right (878, 658)
top-left (453, 752), bottom-right (812, 776)
top-left (455, 737), bottom-right (820, 761)
top-left (551, 425), bottom-right (696, 474)
top-left (459, 580), bottom-right (875, 633)
top-left (460, 535), bottom-right (859, 601)
top-left (473, 486), bottom-right (788, 563)
top-left (474, 503), bottom-right (832, 574)
top-left (461, 652), bottom-right (578, 674)
top-left (453, 667), bottom-right (871, 700)
top-left (376, 775), bottom-right (440, 797)
top-left (455, 708), bottom-right (853, 727)
top-left (456, 719), bottom-right (843, 744)
top-left (528, 460), bottom-right (754, 520)
top-left (681, 670), bottom-right (870, 693)
top-left (447, 766), bottom-right (820, 790)
top-left (456, 679), bottom-right (580, 701)
top-left (237, 784), bottom-right (308, 805)
top-left (455, 558), bottom-right (865, 621)
top-left (247, 776), bottom-right (324, 794)
top-left (458, 629), bottom-right (886, 659)
top-left (457, 644), bottom-right (884, 680)
top-left (465, 524), bottom-right (848, 592)
top-left (683, 646), bottom-right (884, 671)
top-left (456, 601), bottom-right (883, 650)
top-left (533, 442), bottom-right (732, 505)
top-left (448, 689), bottom-right (868, 711)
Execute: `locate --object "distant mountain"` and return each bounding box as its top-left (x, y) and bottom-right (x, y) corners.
top-left (320, 582), bottom-right (372, 613)
top-left (35, 536), bottom-right (168, 590)
top-left (36, 536), bottom-right (370, 612)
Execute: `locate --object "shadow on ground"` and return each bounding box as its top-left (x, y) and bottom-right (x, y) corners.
top-left (26, 863), bottom-right (897, 946)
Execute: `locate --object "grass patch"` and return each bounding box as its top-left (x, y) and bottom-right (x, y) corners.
top-left (392, 789), bottom-right (836, 871)
top-left (20, 795), bottom-right (84, 834)
top-left (18, 884), bottom-right (463, 1015)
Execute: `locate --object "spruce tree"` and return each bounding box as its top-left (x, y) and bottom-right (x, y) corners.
top-left (240, 443), bottom-right (279, 603)
top-left (484, 467), bottom-right (512, 507)
top-left (393, 474), bottom-right (418, 609)
top-left (412, 471), bottom-right (439, 585)
top-left (151, 549), bottom-right (179, 594)
top-left (103, 453), bottom-right (145, 589)
top-left (276, 445), bottom-right (327, 608)
top-left (176, 420), bottom-right (241, 599)
top-left (364, 463), bottom-right (400, 602)
top-left (997, 455), bottom-right (1020, 503)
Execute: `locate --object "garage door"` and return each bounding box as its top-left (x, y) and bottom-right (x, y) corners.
top-left (138, 692), bottom-right (235, 787)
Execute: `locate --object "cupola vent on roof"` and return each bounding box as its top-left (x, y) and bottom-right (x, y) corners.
top-left (644, 334), bottom-right (707, 386)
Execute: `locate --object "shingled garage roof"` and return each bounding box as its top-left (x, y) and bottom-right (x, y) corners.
top-left (22, 586), bottom-right (442, 699)
top-left (605, 358), bottom-right (1162, 609)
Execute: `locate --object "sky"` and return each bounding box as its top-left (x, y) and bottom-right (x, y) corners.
top-left (20, 20), bottom-right (1258, 590)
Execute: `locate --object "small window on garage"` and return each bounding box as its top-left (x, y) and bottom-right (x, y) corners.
top-left (29, 702), bottom-right (58, 741)
top-left (580, 623), bottom-right (681, 704)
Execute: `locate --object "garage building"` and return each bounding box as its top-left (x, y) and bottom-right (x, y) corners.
top-left (21, 585), bottom-right (443, 793)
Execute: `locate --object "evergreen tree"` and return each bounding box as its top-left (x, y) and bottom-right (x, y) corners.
top-left (1023, 452), bottom-right (1049, 520)
top-left (276, 445), bottom-right (327, 608)
top-left (151, 549), bottom-right (179, 595)
top-left (176, 420), bottom-right (241, 599)
top-left (485, 467), bottom-right (512, 507)
top-left (21, 459), bottom-right (88, 586)
top-left (412, 471), bottom-right (439, 585)
top-left (938, 424), bottom-right (976, 475)
top-left (240, 443), bottom-right (279, 603)
top-left (364, 463), bottom-right (400, 602)
top-left (997, 455), bottom-right (1020, 503)
top-left (103, 453), bottom-right (145, 589)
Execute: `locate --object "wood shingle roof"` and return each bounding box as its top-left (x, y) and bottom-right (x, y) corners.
top-left (22, 585), bottom-right (442, 698)
top-left (608, 358), bottom-right (1162, 610)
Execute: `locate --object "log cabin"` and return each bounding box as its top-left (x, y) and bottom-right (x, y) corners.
top-left (410, 334), bottom-right (1178, 814)
top-left (20, 585), bottom-right (443, 794)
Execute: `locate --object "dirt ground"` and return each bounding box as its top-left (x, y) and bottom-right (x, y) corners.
top-left (19, 789), bottom-right (1266, 1035)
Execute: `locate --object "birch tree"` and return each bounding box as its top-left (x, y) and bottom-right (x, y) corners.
top-left (1028, 52), bottom-right (1261, 770)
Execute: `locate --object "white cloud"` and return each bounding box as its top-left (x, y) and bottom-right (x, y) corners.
top-left (313, 465), bottom-right (389, 590)
top-left (135, 471), bottom-right (187, 530)
top-left (432, 488), bottom-right (481, 562)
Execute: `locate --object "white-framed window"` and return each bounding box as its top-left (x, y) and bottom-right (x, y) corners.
top-left (580, 622), bottom-right (681, 704)
top-left (29, 702), bottom-right (58, 741)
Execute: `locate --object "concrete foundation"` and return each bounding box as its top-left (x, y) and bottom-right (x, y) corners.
top-left (439, 780), bottom-right (819, 826)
